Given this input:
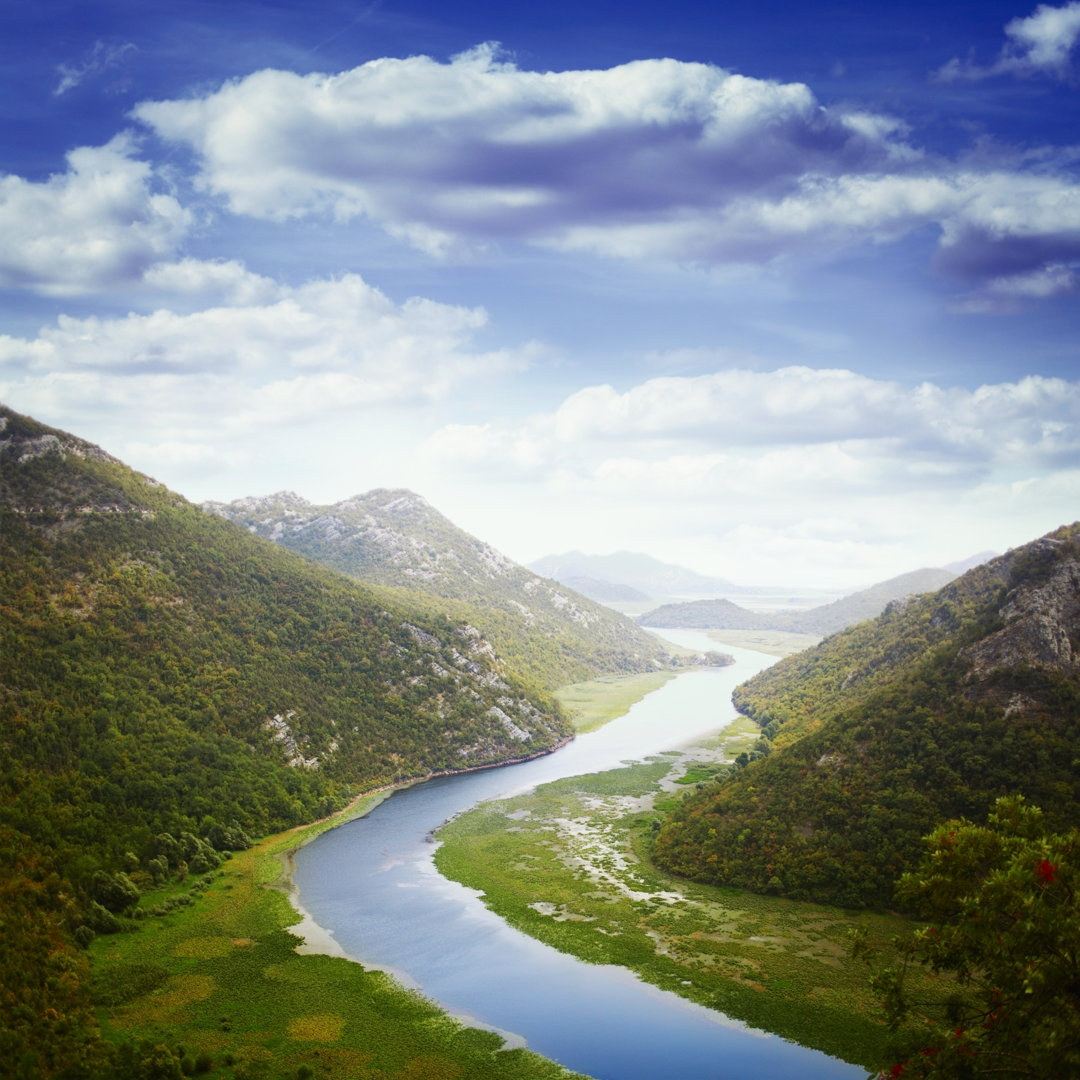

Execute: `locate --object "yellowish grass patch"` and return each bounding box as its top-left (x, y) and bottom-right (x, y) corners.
top-left (287, 1013), bottom-right (345, 1041)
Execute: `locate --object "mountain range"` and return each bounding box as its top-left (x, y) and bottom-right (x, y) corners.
top-left (204, 491), bottom-right (679, 689)
top-left (639, 566), bottom-right (962, 636)
top-left (527, 549), bottom-right (736, 599)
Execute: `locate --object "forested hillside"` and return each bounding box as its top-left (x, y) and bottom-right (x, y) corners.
top-left (206, 491), bottom-right (679, 688)
top-left (653, 525), bottom-right (1080, 908)
top-left (0, 405), bottom-right (572, 1074)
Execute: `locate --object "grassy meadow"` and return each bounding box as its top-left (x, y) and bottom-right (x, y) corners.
top-left (435, 750), bottom-right (936, 1071)
top-left (89, 792), bottom-right (586, 1080)
top-left (553, 671), bottom-right (679, 732)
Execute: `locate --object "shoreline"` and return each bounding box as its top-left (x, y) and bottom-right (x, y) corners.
top-left (267, 737), bottom-right (577, 1048)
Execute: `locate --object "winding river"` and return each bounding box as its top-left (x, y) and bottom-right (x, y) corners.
top-left (293, 633), bottom-right (864, 1079)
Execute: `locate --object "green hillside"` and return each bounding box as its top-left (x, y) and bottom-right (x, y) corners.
top-left (0, 405), bottom-right (573, 1075)
top-left (205, 491), bottom-right (680, 688)
top-left (652, 525), bottom-right (1080, 908)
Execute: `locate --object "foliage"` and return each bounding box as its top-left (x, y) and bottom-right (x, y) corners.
top-left (856, 797), bottom-right (1080, 1080)
top-left (653, 526), bottom-right (1080, 908)
top-left (0, 404), bottom-right (572, 1075)
top-left (85, 818), bottom-right (588, 1080)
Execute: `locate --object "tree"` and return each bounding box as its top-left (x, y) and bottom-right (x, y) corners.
top-left (858, 796), bottom-right (1080, 1079)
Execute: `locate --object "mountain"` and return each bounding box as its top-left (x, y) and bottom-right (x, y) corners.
top-left (205, 492), bottom-right (678, 689)
top-left (527, 549), bottom-right (734, 599)
top-left (0, 404), bottom-right (578, 1070)
top-left (559, 576), bottom-right (653, 603)
top-left (652, 525), bottom-right (1080, 909)
top-left (639, 566), bottom-right (959, 635)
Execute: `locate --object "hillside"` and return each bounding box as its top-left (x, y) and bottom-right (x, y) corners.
top-left (0, 405), bottom-right (575, 1071)
top-left (205, 492), bottom-right (678, 689)
top-left (1, 407), bottom-right (571, 867)
top-left (640, 567), bottom-right (958, 635)
top-left (652, 525), bottom-right (1080, 908)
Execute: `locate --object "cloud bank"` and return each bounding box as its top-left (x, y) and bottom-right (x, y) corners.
top-left (417, 366), bottom-right (1080, 583)
top-left (0, 265), bottom-right (531, 453)
top-left (423, 366), bottom-right (1080, 493)
top-left (130, 45), bottom-right (1080, 297)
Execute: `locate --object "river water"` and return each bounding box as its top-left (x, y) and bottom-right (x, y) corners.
top-left (292, 632), bottom-right (864, 1080)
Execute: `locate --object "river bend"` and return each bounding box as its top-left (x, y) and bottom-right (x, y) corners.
top-left (293, 634), bottom-right (863, 1080)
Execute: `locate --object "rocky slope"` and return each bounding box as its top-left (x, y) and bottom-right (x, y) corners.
top-left (206, 490), bottom-right (681, 688)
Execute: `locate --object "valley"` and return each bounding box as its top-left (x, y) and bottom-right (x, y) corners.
top-left (3, 402), bottom-right (1078, 1080)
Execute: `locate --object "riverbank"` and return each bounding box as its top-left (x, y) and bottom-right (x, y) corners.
top-left (554, 670), bottom-right (680, 732)
top-left (90, 785), bottom-right (588, 1080)
top-left (88, 669), bottom-right (688, 1079)
top-left (434, 749), bottom-right (933, 1071)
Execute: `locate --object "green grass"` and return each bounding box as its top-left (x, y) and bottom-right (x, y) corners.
top-left (703, 629), bottom-right (821, 657)
top-left (553, 670), bottom-right (679, 732)
top-left (435, 754), bottom-right (935, 1071)
top-left (90, 795), bottom-right (587, 1080)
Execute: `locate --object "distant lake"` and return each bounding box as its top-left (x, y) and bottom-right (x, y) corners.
top-left (293, 634), bottom-right (864, 1080)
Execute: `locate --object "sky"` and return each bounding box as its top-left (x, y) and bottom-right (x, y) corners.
top-left (1, 0), bottom-right (1078, 588)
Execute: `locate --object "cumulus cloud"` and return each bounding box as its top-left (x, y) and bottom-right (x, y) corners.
top-left (937, 1), bottom-right (1080, 81)
top-left (0, 135), bottom-right (191, 295)
top-left (128, 45), bottom-right (1080, 300)
top-left (0, 271), bottom-right (533, 437)
top-left (421, 367), bottom-right (1080, 495)
top-left (411, 366), bottom-right (1080, 586)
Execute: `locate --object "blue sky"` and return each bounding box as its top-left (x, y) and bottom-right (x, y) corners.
top-left (1, 0), bottom-right (1078, 587)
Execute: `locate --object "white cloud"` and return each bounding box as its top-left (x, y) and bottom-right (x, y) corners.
top-left (937, 1), bottom-right (1080, 80)
top-left (1, 272), bottom-right (514, 387)
top-left (414, 369), bottom-right (1080, 588)
top-left (990, 262), bottom-right (1077, 297)
top-left (0, 135), bottom-right (191, 296)
top-left (128, 47), bottom-right (1080, 301)
top-left (0, 270), bottom-right (535, 462)
top-left (132, 48), bottom-right (914, 242)
top-left (142, 258), bottom-right (280, 306)
top-left (54, 40), bottom-right (137, 97)
top-left (422, 368), bottom-right (1080, 494)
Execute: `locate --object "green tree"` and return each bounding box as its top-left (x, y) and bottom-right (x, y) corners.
top-left (860, 797), bottom-right (1080, 1079)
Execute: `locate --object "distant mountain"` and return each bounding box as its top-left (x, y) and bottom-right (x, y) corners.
top-left (560, 576), bottom-right (653, 603)
top-left (528, 549), bottom-right (734, 599)
top-left (653, 524), bottom-right (1080, 908)
top-left (640, 567), bottom-right (959, 636)
top-left (944, 549), bottom-right (997, 574)
top-left (205, 492), bottom-right (678, 689)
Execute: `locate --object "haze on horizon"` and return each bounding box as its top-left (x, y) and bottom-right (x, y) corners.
top-left (0, 0), bottom-right (1077, 589)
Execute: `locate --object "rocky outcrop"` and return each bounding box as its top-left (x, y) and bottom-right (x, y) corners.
top-left (963, 542), bottom-right (1080, 693)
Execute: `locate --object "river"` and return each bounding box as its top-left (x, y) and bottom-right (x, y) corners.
top-left (292, 632), bottom-right (864, 1080)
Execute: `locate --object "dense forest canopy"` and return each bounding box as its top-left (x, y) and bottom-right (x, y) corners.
top-left (653, 525), bottom-right (1080, 909)
top-left (0, 404), bottom-right (576, 1075)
